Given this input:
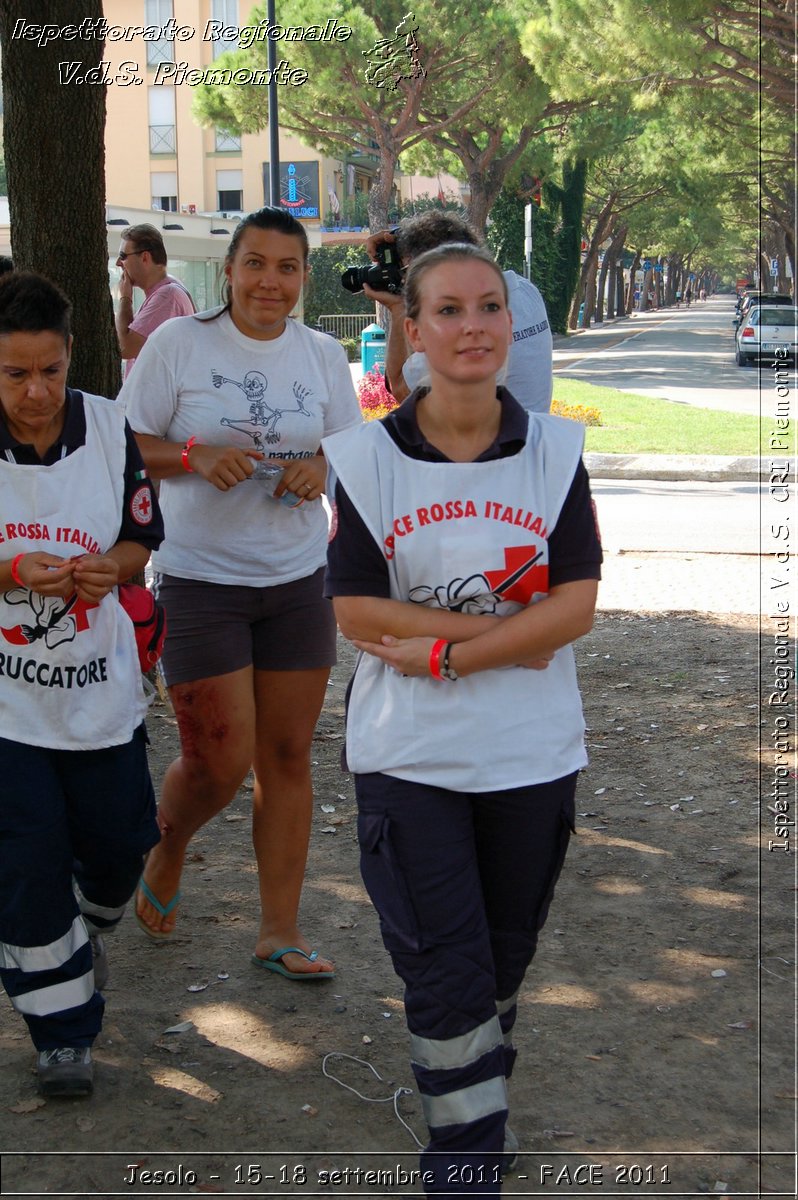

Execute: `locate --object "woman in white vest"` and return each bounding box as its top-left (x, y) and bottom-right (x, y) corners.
top-left (121, 207), bottom-right (361, 977)
top-left (0, 272), bottom-right (163, 1099)
top-left (324, 244), bottom-right (602, 1196)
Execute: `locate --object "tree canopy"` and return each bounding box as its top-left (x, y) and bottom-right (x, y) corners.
top-left (192, 0), bottom-right (499, 229)
top-left (0, 0), bottom-right (120, 396)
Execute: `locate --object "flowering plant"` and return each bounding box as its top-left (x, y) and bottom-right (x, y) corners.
top-left (357, 367), bottom-right (398, 423)
top-left (551, 398), bottom-right (602, 426)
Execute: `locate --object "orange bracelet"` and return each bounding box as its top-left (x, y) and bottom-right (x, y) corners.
top-left (181, 436), bottom-right (197, 472)
top-left (10, 553), bottom-right (24, 586)
top-left (429, 638), bottom-right (447, 680)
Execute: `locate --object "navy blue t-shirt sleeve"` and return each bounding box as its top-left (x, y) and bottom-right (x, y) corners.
top-left (325, 481), bottom-right (390, 598)
top-left (547, 460), bottom-right (602, 587)
top-left (119, 420), bottom-right (164, 551)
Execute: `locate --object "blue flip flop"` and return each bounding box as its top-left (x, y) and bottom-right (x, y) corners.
top-left (135, 876), bottom-right (181, 942)
top-left (250, 947), bottom-right (335, 981)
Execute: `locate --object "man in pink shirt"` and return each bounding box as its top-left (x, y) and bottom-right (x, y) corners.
top-left (115, 224), bottom-right (195, 377)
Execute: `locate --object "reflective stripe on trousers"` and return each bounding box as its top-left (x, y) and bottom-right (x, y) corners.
top-left (356, 771), bottom-right (577, 1197)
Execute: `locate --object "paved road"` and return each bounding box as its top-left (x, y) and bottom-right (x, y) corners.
top-left (552, 300), bottom-right (778, 613)
top-left (553, 295), bottom-right (793, 417)
top-left (592, 477), bottom-right (762, 555)
top-left (590, 477), bottom-right (765, 615)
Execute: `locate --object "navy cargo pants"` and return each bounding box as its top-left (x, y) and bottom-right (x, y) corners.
top-left (356, 770), bottom-right (577, 1198)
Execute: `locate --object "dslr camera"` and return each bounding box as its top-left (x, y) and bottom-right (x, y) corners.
top-left (341, 243), bottom-right (403, 295)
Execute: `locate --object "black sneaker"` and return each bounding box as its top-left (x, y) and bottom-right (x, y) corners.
top-left (90, 933), bottom-right (108, 991)
top-left (37, 1047), bottom-right (94, 1097)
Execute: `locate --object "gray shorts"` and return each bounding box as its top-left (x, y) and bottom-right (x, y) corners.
top-left (154, 567), bottom-right (336, 686)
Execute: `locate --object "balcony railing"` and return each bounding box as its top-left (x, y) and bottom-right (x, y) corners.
top-left (149, 124), bottom-right (176, 154)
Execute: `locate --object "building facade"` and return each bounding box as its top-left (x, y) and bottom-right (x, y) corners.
top-left (103, 0), bottom-right (378, 228)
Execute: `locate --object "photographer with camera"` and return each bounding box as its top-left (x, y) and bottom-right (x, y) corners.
top-left (351, 211), bottom-right (553, 413)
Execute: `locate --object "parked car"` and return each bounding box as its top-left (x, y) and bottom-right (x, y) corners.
top-left (733, 292), bottom-right (793, 327)
top-left (735, 305), bottom-right (798, 366)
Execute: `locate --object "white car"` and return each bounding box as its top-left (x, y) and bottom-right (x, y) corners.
top-left (735, 304), bottom-right (798, 366)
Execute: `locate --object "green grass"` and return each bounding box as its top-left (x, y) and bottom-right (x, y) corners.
top-left (554, 378), bottom-right (785, 456)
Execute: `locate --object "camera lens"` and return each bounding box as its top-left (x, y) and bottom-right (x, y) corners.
top-left (341, 266), bottom-right (366, 294)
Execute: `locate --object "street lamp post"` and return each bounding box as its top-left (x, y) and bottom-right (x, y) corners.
top-left (267, 0), bottom-right (280, 206)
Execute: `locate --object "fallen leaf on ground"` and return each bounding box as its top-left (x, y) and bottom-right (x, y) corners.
top-left (8, 1097), bottom-right (46, 1113)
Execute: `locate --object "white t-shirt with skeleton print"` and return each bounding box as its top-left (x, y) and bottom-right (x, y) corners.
top-left (121, 309), bottom-right (362, 587)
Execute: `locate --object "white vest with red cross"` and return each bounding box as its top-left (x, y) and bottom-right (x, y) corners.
top-left (0, 394), bottom-right (147, 750)
top-left (324, 413), bottom-right (589, 791)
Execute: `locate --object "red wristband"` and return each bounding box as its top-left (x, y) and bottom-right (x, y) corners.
top-left (10, 553), bottom-right (24, 586)
top-left (429, 638), bottom-right (447, 680)
top-left (181, 436), bottom-right (197, 472)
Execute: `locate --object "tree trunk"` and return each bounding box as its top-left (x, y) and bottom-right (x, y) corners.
top-left (625, 250), bottom-right (642, 314)
top-left (548, 158), bottom-right (586, 334)
top-left (597, 224), bottom-right (626, 322)
top-left (465, 171), bottom-right (495, 240)
top-left (665, 253), bottom-right (679, 304)
top-left (430, 124), bottom-right (534, 240)
top-left (577, 255), bottom-right (600, 328)
top-left (366, 139), bottom-right (401, 235)
top-left (568, 195), bottom-right (616, 329)
top-left (604, 225), bottom-right (628, 319)
top-left (673, 257), bottom-right (685, 301)
top-left (595, 253), bottom-right (609, 324)
top-left (0, 1), bottom-right (121, 398)
top-left (464, 143), bottom-right (521, 237)
top-left (614, 256), bottom-right (626, 316)
top-left (639, 266), bottom-right (654, 311)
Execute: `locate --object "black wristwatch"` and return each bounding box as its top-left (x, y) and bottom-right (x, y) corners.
top-left (440, 643), bottom-right (459, 682)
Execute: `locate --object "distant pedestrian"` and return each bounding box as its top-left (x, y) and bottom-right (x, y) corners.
top-left (115, 224), bottom-right (195, 377)
top-left (675, 290), bottom-right (682, 307)
top-left (685, 286), bottom-right (692, 307)
top-left (699, 288), bottom-right (707, 302)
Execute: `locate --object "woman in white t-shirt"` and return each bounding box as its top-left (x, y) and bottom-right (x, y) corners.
top-left (324, 244), bottom-right (600, 1190)
top-left (122, 207), bottom-right (361, 978)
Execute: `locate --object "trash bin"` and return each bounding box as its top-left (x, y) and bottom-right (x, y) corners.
top-left (361, 323), bottom-right (386, 374)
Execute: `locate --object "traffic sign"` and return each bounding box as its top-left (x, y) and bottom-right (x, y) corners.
top-left (770, 257), bottom-right (779, 277)
top-left (642, 259), bottom-right (652, 270)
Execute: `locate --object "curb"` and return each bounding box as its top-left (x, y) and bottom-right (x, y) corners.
top-left (584, 453), bottom-right (761, 482)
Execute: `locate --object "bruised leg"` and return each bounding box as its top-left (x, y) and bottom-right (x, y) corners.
top-left (136, 668), bottom-right (256, 936)
top-left (251, 667), bottom-right (333, 975)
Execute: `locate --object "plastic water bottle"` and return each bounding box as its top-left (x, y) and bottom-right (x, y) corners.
top-left (248, 461), bottom-right (305, 509)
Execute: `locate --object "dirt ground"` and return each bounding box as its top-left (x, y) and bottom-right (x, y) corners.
top-left (0, 561), bottom-right (792, 1199)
